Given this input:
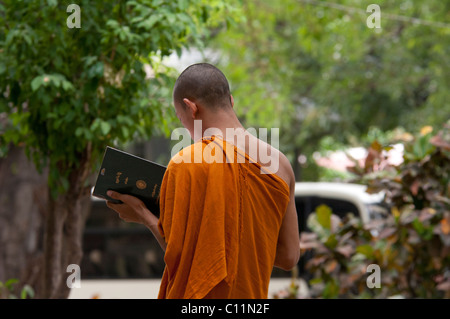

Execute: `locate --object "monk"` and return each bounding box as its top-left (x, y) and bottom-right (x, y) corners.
top-left (106, 63), bottom-right (300, 299)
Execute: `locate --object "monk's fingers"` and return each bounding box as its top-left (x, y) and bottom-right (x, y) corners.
top-left (117, 213), bottom-right (131, 222)
top-left (107, 190), bottom-right (125, 201)
top-left (106, 201), bottom-right (129, 220)
top-left (107, 190), bottom-right (144, 208)
top-left (106, 200), bottom-right (122, 212)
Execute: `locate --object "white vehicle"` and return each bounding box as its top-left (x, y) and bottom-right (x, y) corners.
top-left (294, 182), bottom-right (387, 281)
top-left (295, 181), bottom-right (386, 226)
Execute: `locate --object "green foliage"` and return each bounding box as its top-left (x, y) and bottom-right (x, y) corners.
top-left (315, 204), bottom-right (332, 231)
top-left (300, 123), bottom-right (450, 298)
top-left (0, 0), bottom-right (241, 197)
top-left (0, 279), bottom-right (34, 299)
top-left (210, 0), bottom-right (450, 181)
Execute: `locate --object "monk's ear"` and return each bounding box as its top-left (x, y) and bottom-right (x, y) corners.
top-left (183, 98), bottom-right (198, 119)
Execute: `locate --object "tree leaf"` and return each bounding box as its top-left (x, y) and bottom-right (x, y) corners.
top-left (316, 204), bottom-right (332, 230)
top-left (325, 233), bottom-right (338, 249)
top-left (440, 218), bottom-right (450, 235)
top-left (5, 278), bottom-right (18, 290)
top-left (100, 121), bottom-right (111, 135)
top-left (61, 80), bottom-right (74, 91)
top-left (20, 285), bottom-right (34, 299)
top-left (46, 0), bottom-right (57, 7)
top-left (355, 244), bottom-right (373, 258)
top-left (30, 76), bottom-right (43, 91)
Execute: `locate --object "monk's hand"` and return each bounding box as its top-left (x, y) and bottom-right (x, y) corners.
top-left (106, 190), bottom-right (155, 226)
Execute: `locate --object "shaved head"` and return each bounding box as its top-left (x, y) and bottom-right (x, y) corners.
top-left (173, 63), bottom-right (232, 110)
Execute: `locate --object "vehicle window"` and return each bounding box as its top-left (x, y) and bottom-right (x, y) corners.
top-left (296, 196), bottom-right (359, 233)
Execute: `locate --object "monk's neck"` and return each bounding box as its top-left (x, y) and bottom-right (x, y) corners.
top-left (198, 110), bottom-right (245, 139)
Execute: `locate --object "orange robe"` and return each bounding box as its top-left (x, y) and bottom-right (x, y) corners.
top-left (157, 135), bottom-right (290, 299)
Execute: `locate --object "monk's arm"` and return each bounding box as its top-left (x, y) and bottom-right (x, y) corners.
top-left (141, 212), bottom-right (167, 252)
top-left (106, 190), bottom-right (167, 252)
top-left (274, 162), bottom-right (300, 271)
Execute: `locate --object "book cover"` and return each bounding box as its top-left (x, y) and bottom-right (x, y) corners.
top-left (92, 146), bottom-right (167, 217)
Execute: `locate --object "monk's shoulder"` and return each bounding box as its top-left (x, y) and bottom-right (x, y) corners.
top-left (167, 142), bottom-right (210, 172)
top-left (270, 148), bottom-right (294, 189)
top-left (277, 150), bottom-right (292, 172)
top-left (254, 138), bottom-right (292, 181)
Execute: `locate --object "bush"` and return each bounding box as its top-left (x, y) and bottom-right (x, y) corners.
top-left (300, 122), bottom-right (450, 298)
top-left (0, 279), bottom-right (34, 299)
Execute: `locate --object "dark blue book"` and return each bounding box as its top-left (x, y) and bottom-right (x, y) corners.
top-left (92, 146), bottom-right (166, 217)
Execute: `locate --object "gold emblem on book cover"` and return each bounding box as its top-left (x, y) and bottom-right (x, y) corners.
top-left (136, 180), bottom-right (147, 189)
top-left (115, 172), bottom-right (122, 184)
top-left (152, 184), bottom-right (158, 197)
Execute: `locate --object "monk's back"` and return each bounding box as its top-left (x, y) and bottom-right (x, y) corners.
top-left (205, 155), bottom-right (289, 298)
top-left (227, 130), bottom-right (291, 186)
top-left (158, 135), bottom-right (290, 299)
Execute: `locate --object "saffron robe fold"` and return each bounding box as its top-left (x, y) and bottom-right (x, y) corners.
top-left (157, 135), bottom-right (290, 299)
